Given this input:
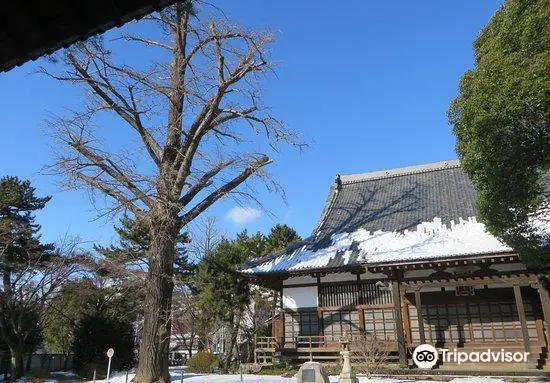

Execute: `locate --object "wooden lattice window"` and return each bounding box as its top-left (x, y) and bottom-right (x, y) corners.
top-left (318, 281), bottom-right (392, 307)
top-left (284, 311), bottom-right (319, 343)
top-left (364, 308), bottom-right (397, 341)
top-left (322, 310), bottom-right (361, 342)
top-left (408, 288), bottom-right (541, 345)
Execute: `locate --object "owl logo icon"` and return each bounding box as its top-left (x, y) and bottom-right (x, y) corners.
top-left (413, 344), bottom-right (438, 369)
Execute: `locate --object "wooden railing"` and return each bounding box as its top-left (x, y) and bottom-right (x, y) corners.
top-left (254, 336), bottom-right (278, 349)
top-left (255, 334), bottom-right (355, 349)
top-left (254, 334), bottom-right (400, 363)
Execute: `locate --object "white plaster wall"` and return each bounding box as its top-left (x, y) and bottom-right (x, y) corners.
top-left (403, 269), bottom-right (433, 278)
top-left (320, 272), bottom-right (356, 283)
top-left (360, 271), bottom-right (388, 280)
top-left (282, 286), bottom-right (318, 309)
top-left (492, 263), bottom-right (526, 272)
top-left (420, 287), bottom-right (442, 293)
top-left (283, 275), bottom-right (316, 286)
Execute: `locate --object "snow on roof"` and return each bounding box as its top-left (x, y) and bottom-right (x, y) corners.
top-left (239, 160), bottom-right (549, 275)
top-left (240, 216), bottom-right (512, 274)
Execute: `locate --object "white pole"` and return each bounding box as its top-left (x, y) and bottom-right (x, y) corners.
top-left (106, 356), bottom-right (112, 382)
top-left (92, 370), bottom-right (96, 383)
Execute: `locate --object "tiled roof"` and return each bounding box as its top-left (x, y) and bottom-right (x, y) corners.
top-left (313, 160), bottom-right (476, 238)
top-left (239, 160), bottom-right (521, 275)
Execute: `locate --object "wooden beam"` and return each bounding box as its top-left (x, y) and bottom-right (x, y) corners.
top-left (513, 285), bottom-right (535, 366)
top-left (536, 281), bottom-right (550, 347)
top-left (402, 274), bottom-right (539, 291)
top-left (414, 289), bottom-right (426, 345)
top-left (391, 273), bottom-right (408, 368)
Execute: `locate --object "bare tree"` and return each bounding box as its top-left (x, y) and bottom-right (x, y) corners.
top-left (171, 286), bottom-right (199, 359)
top-left (0, 242), bottom-right (83, 377)
top-left (351, 334), bottom-right (391, 378)
top-left (188, 216), bottom-right (221, 262)
top-left (41, 2), bottom-right (300, 382)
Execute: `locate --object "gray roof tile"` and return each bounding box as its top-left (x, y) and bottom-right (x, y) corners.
top-left (239, 160), bottom-right (545, 275)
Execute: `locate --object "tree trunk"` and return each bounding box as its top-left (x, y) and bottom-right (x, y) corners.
top-left (9, 345), bottom-right (24, 379)
top-left (25, 352), bottom-right (32, 373)
top-left (220, 311), bottom-right (241, 372)
top-left (134, 210), bottom-right (179, 383)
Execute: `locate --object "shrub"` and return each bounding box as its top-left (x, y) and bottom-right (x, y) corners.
top-left (72, 314), bottom-right (136, 377)
top-left (351, 334), bottom-right (390, 378)
top-left (27, 367), bottom-right (50, 379)
top-left (186, 351), bottom-right (219, 373)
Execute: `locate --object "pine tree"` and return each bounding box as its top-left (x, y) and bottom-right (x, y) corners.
top-left (193, 224), bottom-right (301, 369)
top-left (265, 224), bottom-right (301, 254)
top-left (43, 278), bottom-right (141, 376)
top-left (94, 214), bottom-right (195, 283)
top-left (0, 176), bottom-right (54, 377)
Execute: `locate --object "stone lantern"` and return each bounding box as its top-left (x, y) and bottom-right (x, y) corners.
top-left (338, 331), bottom-right (357, 383)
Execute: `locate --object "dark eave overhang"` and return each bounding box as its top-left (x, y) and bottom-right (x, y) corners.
top-left (0, 0), bottom-right (178, 72)
top-left (240, 250), bottom-right (520, 288)
top-left (366, 250), bottom-right (518, 273)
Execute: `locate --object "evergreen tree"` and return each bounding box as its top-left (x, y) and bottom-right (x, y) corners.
top-left (195, 235), bottom-right (252, 371)
top-left (265, 224), bottom-right (301, 254)
top-left (448, 0), bottom-right (550, 268)
top-left (94, 214), bottom-right (194, 283)
top-left (193, 224), bottom-right (301, 369)
top-left (0, 176), bottom-right (54, 377)
top-left (0, 176), bottom-right (53, 274)
top-left (72, 314), bottom-right (135, 378)
top-left (43, 278), bottom-right (140, 376)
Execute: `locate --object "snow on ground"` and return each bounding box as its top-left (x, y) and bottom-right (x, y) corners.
top-left (87, 369), bottom-right (531, 383)
top-left (93, 370), bottom-right (294, 383)
top-left (50, 372), bottom-right (79, 379)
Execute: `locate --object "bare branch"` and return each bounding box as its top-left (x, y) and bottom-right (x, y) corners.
top-left (66, 53), bottom-right (163, 167)
top-left (75, 172), bottom-right (145, 217)
top-left (180, 155), bottom-right (272, 226)
top-left (179, 160), bottom-right (235, 206)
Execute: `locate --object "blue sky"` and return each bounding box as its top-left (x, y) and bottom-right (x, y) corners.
top-left (0, 0), bottom-right (503, 248)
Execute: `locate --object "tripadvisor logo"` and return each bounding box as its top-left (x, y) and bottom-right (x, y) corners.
top-left (412, 344), bottom-right (531, 369)
top-left (412, 344), bottom-right (438, 369)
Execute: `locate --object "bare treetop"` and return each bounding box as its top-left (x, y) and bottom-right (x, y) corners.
top-left (42, 1), bottom-right (301, 226)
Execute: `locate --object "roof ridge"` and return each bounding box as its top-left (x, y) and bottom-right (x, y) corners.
top-left (339, 159), bottom-right (461, 184)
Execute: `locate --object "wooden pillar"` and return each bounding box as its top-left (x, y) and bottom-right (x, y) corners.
top-left (280, 311), bottom-right (286, 348)
top-left (535, 281), bottom-right (550, 347)
top-left (358, 309), bottom-right (365, 334)
top-left (513, 285), bottom-right (535, 365)
top-left (357, 272), bottom-right (365, 335)
top-left (391, 272), bottom-right (408, 368)
top-left (402, 295), bottom-right (412, 345)
top-left (414, 289), bottom-right (426, 345)
top-left (317, 308), bottom-right (324, 347)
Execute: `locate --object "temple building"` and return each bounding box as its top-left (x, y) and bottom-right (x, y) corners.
top-left (238, 160), bottom-right (550, 369)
